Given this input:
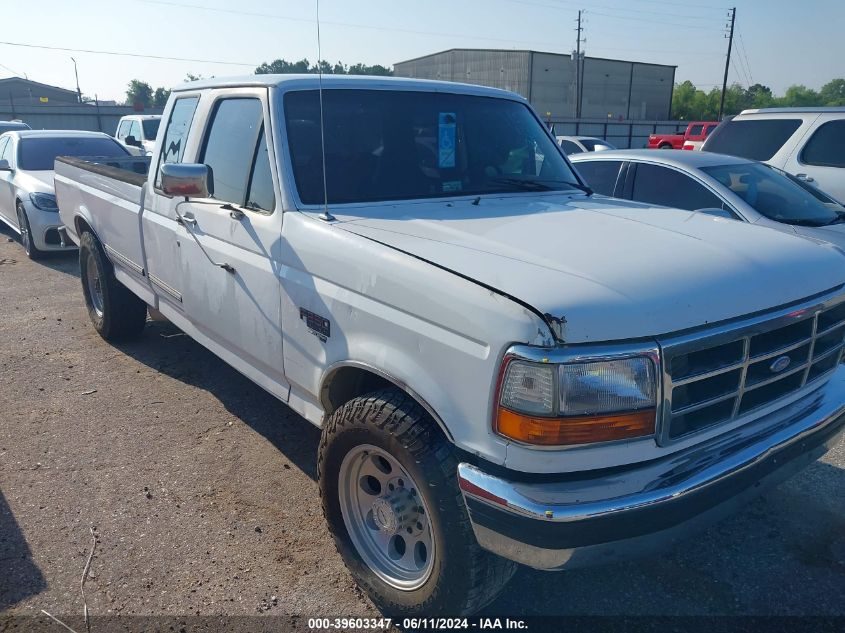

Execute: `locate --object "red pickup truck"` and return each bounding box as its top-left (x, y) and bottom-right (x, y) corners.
top-left (647, 121), bottom-right (719, 149)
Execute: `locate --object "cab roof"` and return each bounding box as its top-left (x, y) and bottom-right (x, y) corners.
top-left (173, 74), bottom-right (525, 101)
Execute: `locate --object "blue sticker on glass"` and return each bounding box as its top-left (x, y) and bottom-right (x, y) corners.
top-left (438, 112), bottom-right (456, 168)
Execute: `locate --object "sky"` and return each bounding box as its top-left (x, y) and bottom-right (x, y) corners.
top-left (1, 0), bottom-right (842, 103)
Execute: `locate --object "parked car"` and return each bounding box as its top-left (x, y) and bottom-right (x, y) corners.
top-left (703, 107), bottom-right (845, 203)
top-left (115, 114), bottom-right (161, 156)
top-left (648, 121), bottom-right (719, 150)
top-left (0, 130), bottom-right (129, 258)
top-left (556, 135), bottom-right (615, 155)
top-left (0, 120), bottom-right (31, 134)
top-left (571, 149), bottom-right (845, 250)
top-left (55, 75), bottom-right (845, 616)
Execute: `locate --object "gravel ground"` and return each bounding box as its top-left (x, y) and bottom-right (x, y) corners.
top-left (0, 229), bottom-right (843, 628)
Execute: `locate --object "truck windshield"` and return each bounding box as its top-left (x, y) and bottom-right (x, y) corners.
top-left (284, 89), bottom-right (582, 205)
top-left (18, 137), bottom-right (128, 171)
top-left (701, 162), bottom-right (845, 227)
top-left (142, 119), bottom-right (160, 140)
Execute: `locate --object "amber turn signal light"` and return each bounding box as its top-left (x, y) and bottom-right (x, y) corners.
top-left (495, 407), bottom-right (656, 446)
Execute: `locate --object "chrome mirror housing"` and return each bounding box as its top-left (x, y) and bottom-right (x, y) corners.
top-left (160, 163), bottom-right (210, 198)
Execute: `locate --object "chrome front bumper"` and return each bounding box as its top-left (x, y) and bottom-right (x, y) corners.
top-left (458, 366), bottom-right (845, 570)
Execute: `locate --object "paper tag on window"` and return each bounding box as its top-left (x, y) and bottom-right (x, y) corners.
top-left (438, 113), bottom-right (456, 168)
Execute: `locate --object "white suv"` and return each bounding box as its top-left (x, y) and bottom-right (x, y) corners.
top-left (703, 107), bottom-right (845, 203)
top-left (114, 115), bottom-right (161, 156)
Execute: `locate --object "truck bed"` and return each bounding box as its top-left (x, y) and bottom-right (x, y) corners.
top-left (55, 155), bottom-right (153, 296)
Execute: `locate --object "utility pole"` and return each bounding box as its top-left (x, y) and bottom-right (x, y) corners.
top-left (71, 57), bottom-right (82, 104)
top-left (574, 9), bottom-right (585, 118)
top-left (718, 7), bottom-right (736, 120)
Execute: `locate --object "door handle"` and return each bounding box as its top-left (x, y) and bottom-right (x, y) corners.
top-left (796, 173), bottom-right (815, 183)
top-left (221, 203), bottom-right (244, 221)
top-left (177, 212), bottom-right (197, 226)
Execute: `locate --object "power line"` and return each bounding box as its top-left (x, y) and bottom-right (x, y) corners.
top-left (509, 0), bottom-right (726, 22)
top-left (0, 61), bottom-right (27, 78)
top-left (0, 40), bottom-right (258, 66)
top-left (737, 32), bottom-right (754, 84)
top-left (584, 10), bottom-right (725, 31)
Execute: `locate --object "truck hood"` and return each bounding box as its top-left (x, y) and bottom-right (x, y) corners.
top-left (334, 194), bottom-right (845, 343)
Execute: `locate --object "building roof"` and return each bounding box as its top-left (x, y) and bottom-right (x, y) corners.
top-left (174, 74), bottom-right (525, 100)
top-left (394, 48), bottom-right (677, 69)
top-left (0, 76), bottom-right (78, 96)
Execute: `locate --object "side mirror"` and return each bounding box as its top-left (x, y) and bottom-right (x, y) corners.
top-left (698, 207), bottom-right (737, 220)
top-left (160, 163), bottom-right (210, 198)
top-left (0, 159), bottom-right (11, 171)
top-left (124, 135), bottom-right (140, 147)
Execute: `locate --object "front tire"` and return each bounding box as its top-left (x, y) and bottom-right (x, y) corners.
top-left (318, 388), bottom-right (516, 616)
top-left (16, 202), bottom-right (43, 260)
top-left (79, 231), bottom-right (147, 341)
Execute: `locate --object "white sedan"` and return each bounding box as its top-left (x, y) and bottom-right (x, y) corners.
top-left (0, 130), bottom-right (129, 258)
top-left (556, 135), bottom-right (616, 155)
top-left (570, 149), bottom-right (845, 251)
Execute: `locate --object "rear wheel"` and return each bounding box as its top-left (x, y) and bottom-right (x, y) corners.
top-left (659, 143), bottom-right (673, 149)
top-left (79, 231), bottom-right (147, 341)
top-left (16, 202), bottom-right (43, 260)
top-left (319, 388), bottom-right (516, 616)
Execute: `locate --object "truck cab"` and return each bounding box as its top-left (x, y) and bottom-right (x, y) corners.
top-left (114, 114), bottom-right (161, 156)
top-left (55, 75), bottom-right (845, 617)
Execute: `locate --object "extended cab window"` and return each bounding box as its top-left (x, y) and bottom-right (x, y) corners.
top-left (704, 119), bottom-right (802, 161)
top-left (201, 98), bottom-right (273, 211)
top-left (801, 120), bottom-right (845, 168)
top-left (284, 89), bottom-right (581, 205)
top-left (574, 160), bottom-right (622, 196)
top-left (142, 119), bottom-right (160, 142)
top-left (631, 163), bottom-right (724, 211)
top-left (155, 96), bottom-right (199, 188)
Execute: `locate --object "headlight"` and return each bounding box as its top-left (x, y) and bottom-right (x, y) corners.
top-left (30, 192), bottom-right (58, 211)
top-left (495, 354), bottom-right (657, 447)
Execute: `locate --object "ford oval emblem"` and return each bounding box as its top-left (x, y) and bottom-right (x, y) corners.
top-left (770, 355), bottom-right (791, 373)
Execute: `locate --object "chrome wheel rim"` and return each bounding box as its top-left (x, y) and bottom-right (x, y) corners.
top-left (338, 444), bottom-right (435, 590)
top-left (86, 252), bottom-right (105, 317)
top-left (16, 207), bottom-right (30, 254)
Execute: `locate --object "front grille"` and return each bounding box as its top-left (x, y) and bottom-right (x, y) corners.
top-left (659, 293), bottom-right (845, 443)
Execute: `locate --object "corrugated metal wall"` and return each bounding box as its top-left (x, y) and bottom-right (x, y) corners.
top-left (0, 105), bottom-right (164, 134)
top-left (395, 49), bottom-right (675, 120)
top-left (394, 49), bottom-right (530, 96)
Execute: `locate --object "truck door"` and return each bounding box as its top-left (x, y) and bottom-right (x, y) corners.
top-left (173, 89), bottom-right (289, 400)
top-left (144, 95), bottom-right (201, 312)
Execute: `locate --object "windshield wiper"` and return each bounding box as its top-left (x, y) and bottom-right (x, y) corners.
top-left (823, 213), bottom-right (845, 226)
top-left (489, 177), bottom-right (593, 195)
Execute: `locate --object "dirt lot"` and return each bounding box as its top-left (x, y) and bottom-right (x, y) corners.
top-left (1, 229), bottom-right (843, 627)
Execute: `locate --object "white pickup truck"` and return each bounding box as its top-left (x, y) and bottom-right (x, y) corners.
top-left (55, 75), bottom-right (845, 616)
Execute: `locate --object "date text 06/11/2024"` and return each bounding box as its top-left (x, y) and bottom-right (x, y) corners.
top-left (306, 618), bottom-right (528, 630)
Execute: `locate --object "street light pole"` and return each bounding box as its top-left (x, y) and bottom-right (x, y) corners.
top-left (71, 57), bottom-right (82, 103)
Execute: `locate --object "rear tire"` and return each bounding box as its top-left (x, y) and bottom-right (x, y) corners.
top-left (318, 388), bottom-right (516, 616)
top-left (16, 202), bottom-right (43, 260)
top-left (659, 143), bottom-right (673, 149)
top-left (79, 231), bottom-right (147, 341)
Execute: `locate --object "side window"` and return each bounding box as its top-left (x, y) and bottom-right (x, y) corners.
top-left (574, 160), bottom-right (622, 196)
top-left (200, 98), bottom-right (264, 207)
top-left (688, 125), bottom-right (703, 136)
top-left (560, 140), bottom-right (582, 155)
top-left (801, 120), bottom-right (845, 168)
top-left (116, 120), bottom-right (131, 140)
top-left (245, 128), bottom-right (275, 212)
top-left (632, 163), bottom-right (724, 211)
top-left (704, 119), bottom-right (802, 161)
top-left (128, 120), bottom-right (141, 141)
top-left (155, 96), bottom-right (199, 189)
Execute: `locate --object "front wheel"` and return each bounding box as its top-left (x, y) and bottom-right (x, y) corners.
top-left (318, 388), bottom-right (516, 616)
top-left (16, 202), bottom-right (43, 260)
top-left (79, 231), bottom-right (147, 341)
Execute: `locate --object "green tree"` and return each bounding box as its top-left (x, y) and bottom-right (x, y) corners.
top-left (152, 87), bottom-right (170, 108)
top-left (776, 85), bottom-right (821, 107)
top-left (744, 83), bottom-right (773, 109)
top-left (820, 78), bottom-right (845, 106)
top-left (126, 80), bottom-right (153, 108)
top-left (254, 58), bottom-right (392, 76)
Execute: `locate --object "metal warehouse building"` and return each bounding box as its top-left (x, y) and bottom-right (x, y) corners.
top-left (394, 49), bottom-right (676, 120)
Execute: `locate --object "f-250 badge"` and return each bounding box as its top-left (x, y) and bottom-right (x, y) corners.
top-left (299, 308), bottom-right (331, 342)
